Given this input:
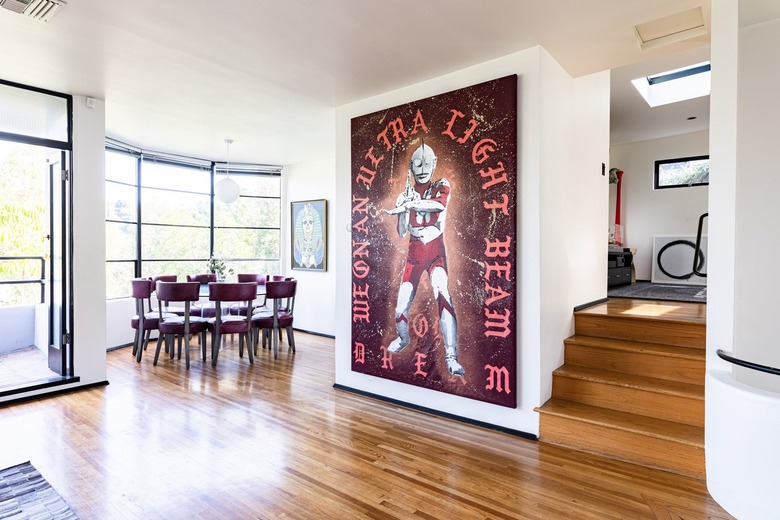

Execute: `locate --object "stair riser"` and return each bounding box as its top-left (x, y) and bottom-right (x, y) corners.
top-left (575, 315), bottom-right (705, 349)
top-left (540, 415), bottom-right (704, 479)
top-left (564, 344), bottom-right (705, 385)
top-left (552, 376), bottom-right (703, 427)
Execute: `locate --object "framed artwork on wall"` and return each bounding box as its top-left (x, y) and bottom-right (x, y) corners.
top-left (350, 75), bottom-right (518, 408)
top-left (291, 199), bottom-right (327, 271)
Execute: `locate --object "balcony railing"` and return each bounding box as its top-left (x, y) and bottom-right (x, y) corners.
top-left (0, 256), bottom-right (46, 305)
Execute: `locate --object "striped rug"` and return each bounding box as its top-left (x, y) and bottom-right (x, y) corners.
top-left (0, 462), bottom-right (78, 519)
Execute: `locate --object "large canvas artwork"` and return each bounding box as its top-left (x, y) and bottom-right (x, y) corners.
top-left (350, 75), bottom-right (518, 408)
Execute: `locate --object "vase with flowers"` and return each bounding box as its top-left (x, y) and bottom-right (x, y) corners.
top-left (206, 255), bottom-right (234, 282)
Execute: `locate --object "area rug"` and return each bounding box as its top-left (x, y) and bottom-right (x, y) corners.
top-left (0, 462), bottom-right (78, 519)
top-left (608, 282), bottom-right (707, 303)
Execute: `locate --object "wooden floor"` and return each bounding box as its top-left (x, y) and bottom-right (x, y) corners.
top-left (0, 330), bottom-right (732, 519)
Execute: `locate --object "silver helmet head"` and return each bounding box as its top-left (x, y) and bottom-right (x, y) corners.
top-left (410, 144), bottom-right (437, 184)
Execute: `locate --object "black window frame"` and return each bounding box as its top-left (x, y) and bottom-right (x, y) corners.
top-left (653, 154), bottom-right (710, 190)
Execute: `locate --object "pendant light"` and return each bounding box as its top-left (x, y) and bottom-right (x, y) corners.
top-left (215, 138), bottom-right (240, 203)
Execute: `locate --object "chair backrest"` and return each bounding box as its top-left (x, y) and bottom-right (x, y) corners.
top-left (187, 273), bottom-right (217, 284)
top-left (237, 273), bottom-right (267, 286)
top-left (269, 275), bottom-right (287, 281)
top-left (131, 278), bottom-right (153, 299)
top-left (151, 274), bottom-right (177, 287)
top-left (265, 280), bottom-right (296, 299)
top-left (265, 280), bottom-right (296, 314)
top-left (156, 281), bottom-right (201, 303)
top-left (208, 282), bottom-right (257, 302)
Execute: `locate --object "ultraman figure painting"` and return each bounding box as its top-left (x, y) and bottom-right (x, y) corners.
top-left (350, 76), bottom-right (518, 408)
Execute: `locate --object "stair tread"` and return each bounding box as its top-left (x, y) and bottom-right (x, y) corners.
top-left (537, 398), bottom-right (703, 446)
top-left (575, 299), bottom-right (706, 324)
top-left (564, 335), bottom-right (705, 359)
top-left (554, 365), bottom-right (703, 398)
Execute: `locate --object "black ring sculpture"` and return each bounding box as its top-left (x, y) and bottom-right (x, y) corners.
top-left (656, 239), bottom-right (705, 280)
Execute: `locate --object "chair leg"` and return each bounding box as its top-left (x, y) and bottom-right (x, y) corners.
top-left (201, 332), bottom-right (208, 362)
top-left (212, 331), bottom-right (221, 368)
top-left (184, 334), bottom-right (190, 370)
top-left (132, 328), bottom-right (140, 356)
top-left (272, 327), bottom-right (278, 360)
top-left (143, 329), bottom-right (152, 351)
top-left (246, 332), bottom-right (254, 364)
top-left (287, 327), bottom-right (295, 353)
top-left (239, 334), bottom-right (244, 358)
top-left (153, 335), bottom-right (165, 366)
top-left (135, 329), bottom-right (145, 363)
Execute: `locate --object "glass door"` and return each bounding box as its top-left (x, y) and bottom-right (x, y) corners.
top-left (47, 150), bottom-right (72, 376)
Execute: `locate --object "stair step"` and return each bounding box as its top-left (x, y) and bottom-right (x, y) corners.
top-left (564, 335), bottom-right (705, 385)
top-left (574, 300), bottom-right (705, 349)
top-left (537, 398), bottom-right (704, 478)
top-left (552, 366), bottom-right (703, 427)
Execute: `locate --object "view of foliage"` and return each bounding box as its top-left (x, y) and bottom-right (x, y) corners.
top-left (657, 157), bottom-right (709, 187)
top-left (105, 151), bottom-right (281, 299)
top-left (0, 142), bottom-right (48, 306)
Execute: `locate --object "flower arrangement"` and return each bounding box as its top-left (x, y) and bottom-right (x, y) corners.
top-left (206, 256), bottom-right (234, 279)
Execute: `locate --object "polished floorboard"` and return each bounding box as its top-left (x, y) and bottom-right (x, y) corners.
top-left (0, 331), bottom-right (732, 519)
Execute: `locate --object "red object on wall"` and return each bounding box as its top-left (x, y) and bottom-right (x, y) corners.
top-left (615, 169), bottom-right (624, 225)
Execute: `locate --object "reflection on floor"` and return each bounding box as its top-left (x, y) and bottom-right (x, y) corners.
top-left (0, 346), bottom-right (61, 390)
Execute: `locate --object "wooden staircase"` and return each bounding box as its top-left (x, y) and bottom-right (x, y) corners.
top-left (536, 298), bottom-right (707, 478)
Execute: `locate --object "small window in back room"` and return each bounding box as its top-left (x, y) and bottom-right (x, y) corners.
top-left (654, 155), bottom-right (709, 189)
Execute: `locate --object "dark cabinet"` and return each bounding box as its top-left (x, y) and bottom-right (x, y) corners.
top-left (608, 249), bottom-right (633, 287)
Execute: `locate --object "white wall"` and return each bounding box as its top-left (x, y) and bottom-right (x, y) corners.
top-left (284, 158), bottom-right (336, 336)
top-left (540, 57), bottom-right (611, 403)
top-left (107, 298), bottom-right (136, 348)
top-left (706, 2), bottom-right (780, 518)
top-left (334, 47), bottom-right (609, 436)
top-left (732, 17), bottom-right (780, 392)
top-left (609, 131), bottom-right (709, 280)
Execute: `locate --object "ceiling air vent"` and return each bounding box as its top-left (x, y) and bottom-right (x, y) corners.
top-left (0, 0), bottom-right (66, 22)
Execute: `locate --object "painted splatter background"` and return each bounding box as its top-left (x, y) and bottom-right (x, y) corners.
top-left (350, 75), bottom-right (517, 408)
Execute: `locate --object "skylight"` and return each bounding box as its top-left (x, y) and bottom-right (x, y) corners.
top-left (631, 61), bottom-right (711, 107)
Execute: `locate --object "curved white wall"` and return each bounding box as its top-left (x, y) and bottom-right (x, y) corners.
top-left (707, 1), bottom-right (780, 517)
top-left (707, 371), bottom-right (780, 519)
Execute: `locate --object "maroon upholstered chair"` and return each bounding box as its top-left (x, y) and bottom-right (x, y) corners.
top-left (154, 281), bottom-right (208, 369)
top-left (251, 279), bottom-right (297, 359)
top-left (131, 278), bottom-right (175, 363)
top-left (150, 275), bottom-right (185, 316)
top-left (186, 273), bottom-right (217, 317)
top-left (207, 282), bottom-right (257, 367)
top-left (229, 274), bottom-right (268, 316)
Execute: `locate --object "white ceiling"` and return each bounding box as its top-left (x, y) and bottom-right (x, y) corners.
top-left (0, 0), bottom-right (727, 165)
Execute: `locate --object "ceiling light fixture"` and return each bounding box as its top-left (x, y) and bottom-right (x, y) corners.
top-left (215, 138), bottom-right (240, 204)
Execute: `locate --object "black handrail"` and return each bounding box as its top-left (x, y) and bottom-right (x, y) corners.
top-left (0, 256), bottom-right (46, 304)
top-left (693, 213), bottom-right (708, 277)
top-left (717, 349), bottom-right (780, 377)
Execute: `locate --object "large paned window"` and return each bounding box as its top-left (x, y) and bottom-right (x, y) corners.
top-left (105, 151), bottom-right (138, 299)
top-left (105, 145), bottom-right (281, 299)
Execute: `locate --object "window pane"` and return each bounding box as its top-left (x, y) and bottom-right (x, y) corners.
top-left (0, 83), bottom-right (68, 143)
top-left (230, 259), bottom-right (281, 276)
top-left (106, 181), bottom-right (137, 222)
top-left (142, 161), bottom-right (210, 194)
top-left (234, 174), bottom-right (280, 197)
top-left (106, 222), bottom-right (137, 261)
top-left (215, 197), bottom-right (280, 228)
top-left (142, 224), bottom-right (209, 260)
top-left (214, 228), bottom-right (280, 259)
top-left (106, 262), bottom-right (135, 300)
top-left (105, 151), bottom-right (138, 184)
top-left (142, 260), bottom-right (209, 281)
top-left (141, 188), bottom-right (210, 227)
top-left (655, 156), bottom-right (709, 188)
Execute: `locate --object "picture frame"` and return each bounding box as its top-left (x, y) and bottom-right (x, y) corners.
top-left (291, 199), bottom-right (327, 271)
